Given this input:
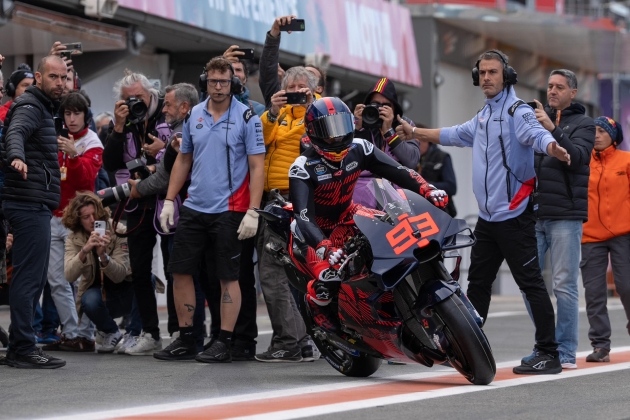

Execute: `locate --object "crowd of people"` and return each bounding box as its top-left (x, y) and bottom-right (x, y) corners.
top-left (0, 17), bottom-right (628, 375)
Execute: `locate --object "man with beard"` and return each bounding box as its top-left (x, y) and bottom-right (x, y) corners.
top-left (1, 55), bottom-right (66, 369)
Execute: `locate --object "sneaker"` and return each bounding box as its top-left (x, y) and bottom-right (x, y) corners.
top-left (301, 345), bottom-right (315, 362)
top-left (124, 332), bottom-right (162, 356)
top-left (116, 334), bottom-right (138, 354)
top-left (255, 348), bottom-right (302, 363)
top-left (230, 345), bottom-right (256, 361)
top-left (153, 337), bottom-right (198, 361)
top-left (585, 347), bottom-right (610, 363)
top-left (560, 354), bottom-right (578, 369)
top-left (95, 331), bottom-right (106, 346)
top-left (98, 331), bottom-right (123, 354)
top-left (36, 332), bottom-right (61, 345)
top-left (60, 337), bottom-right (95, 352)
top-left (195, 340), bottom-right (232, 363)
top-left (513, 351), bottom-right (562, 375)
top-left (5, 348), bottom-right (66, 369)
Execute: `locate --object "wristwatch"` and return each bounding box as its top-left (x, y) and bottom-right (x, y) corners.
top-left (99, 254), bottom-right (110, 266)
top-left (383, 128), bottom-right (396, 140)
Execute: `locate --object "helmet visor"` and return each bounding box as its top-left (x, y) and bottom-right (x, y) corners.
top-left (308, 113), bottom-right (355, 140)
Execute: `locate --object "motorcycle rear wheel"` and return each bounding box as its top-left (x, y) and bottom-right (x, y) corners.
top-left (434, 294), bottom-right (496, 385)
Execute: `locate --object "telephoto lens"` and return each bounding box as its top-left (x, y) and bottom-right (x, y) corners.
top-left (125, 96), bottom-right (148, 124)
top-left (361, 103), bottom-right (383, 128)
top-left (96, 183), bottom-right (131, 207)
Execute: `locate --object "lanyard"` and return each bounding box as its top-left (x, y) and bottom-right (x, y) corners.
top-left (555, 110), bottom-right (561, 126)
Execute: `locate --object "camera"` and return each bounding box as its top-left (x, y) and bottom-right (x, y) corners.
top-left (127, 158), bottom-right (151, 180)
top-left (97, 183), bottom-right (131, 207)
top-left (125, 96), bottom-right (148, 124)
top-left (362, 103), bottom-right (383, 128)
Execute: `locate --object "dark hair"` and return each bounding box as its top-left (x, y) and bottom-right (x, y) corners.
top-left (205, 57), bottom-right (233, 76)
top-left (59, 91), bottom-right (90, 116)
top-left (549, 69), bottom-right (578, 90)
top-left (36, 55), bottom-right (65, 74)
top-left (306, 65), bottom-right (327, 90)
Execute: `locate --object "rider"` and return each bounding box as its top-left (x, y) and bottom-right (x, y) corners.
top-left (289, 97), bottom-right (449, 320)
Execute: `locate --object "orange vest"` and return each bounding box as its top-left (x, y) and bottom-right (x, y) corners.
top-left (582, 145), bottom-right (630, 243)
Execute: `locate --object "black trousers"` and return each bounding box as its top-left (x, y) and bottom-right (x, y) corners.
top-left (467, 208), bottom-right (558, 356)
top-left (126, 203), bottom-right (160, 339)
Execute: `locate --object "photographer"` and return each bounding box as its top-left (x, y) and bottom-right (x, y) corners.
top-left (102, 70), bottom-right (170, 355)
top-left (62, 192), bottom-right (138, 353)
top-left (353, 78), bottom-right (420, 209)
top-left (40, 91), bottom-right (103, 353)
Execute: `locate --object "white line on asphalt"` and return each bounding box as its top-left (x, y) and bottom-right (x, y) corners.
top-left (37, 346), bottom-right (630, 420)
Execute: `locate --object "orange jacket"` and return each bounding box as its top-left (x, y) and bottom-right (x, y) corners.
top-left (582, 145), bottom-right (630, 243)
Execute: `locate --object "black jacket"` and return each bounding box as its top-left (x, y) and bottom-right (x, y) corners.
top-left (259, 31), bottom-right (282, 109)
top-left (419, 144), bottom-right (457, 217)
top-left (534, 102), bottom-right (595, 221)
top-left (1, 85), bottom-right (61, 210)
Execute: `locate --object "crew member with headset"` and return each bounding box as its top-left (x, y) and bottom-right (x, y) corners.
top-left (396, 49), bottom-right (570, 375)
top-left (159, 57), bottom-right (265, 363)
top-left (0, 64), bottom-right (35, 123)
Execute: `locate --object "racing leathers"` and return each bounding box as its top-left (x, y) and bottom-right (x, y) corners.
top-left (289, 138), bottom-right (448, 306)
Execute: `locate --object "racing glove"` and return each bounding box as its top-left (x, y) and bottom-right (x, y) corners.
top-left (237, 209), bottom-right (259, 240)
top-left (424, 185), bottom-right (449, 209)
top-left (159, 200), bottom-right (175, 233)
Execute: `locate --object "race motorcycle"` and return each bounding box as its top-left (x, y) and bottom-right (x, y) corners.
top-left (258, 180), bottom-right (496, 385)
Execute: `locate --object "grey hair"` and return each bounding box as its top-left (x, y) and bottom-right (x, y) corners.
top-left (94, 111), bottom-right (114, 125)
top-left (281, 66), bottom-right (318, 93)
top-left (549, 69), bottom-right (578, 90)
top-left (165, 83), bottom-right (199, 108)
top-left (477, 50), bottom-right (508, 67)
top-left (113, 69), bottom-right (158, 100)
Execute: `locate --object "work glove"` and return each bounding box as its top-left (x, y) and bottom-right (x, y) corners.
top-left (425, 186), bottom-right (449, 209)
top-left (237, 209), bottom-right (259, 240)
top-left (160, 200), bottom-right (175, 233)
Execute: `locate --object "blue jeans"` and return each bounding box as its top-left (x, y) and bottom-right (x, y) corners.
top-left (33, 282), bottom-right (60, 335)
top-left (524, 219), bottom-right (581, 362)
top-left (81, 286), bottom-right (141, 336)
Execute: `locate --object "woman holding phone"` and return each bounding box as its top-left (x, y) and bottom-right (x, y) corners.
top-left (62, 192), bottom-right (140, 353)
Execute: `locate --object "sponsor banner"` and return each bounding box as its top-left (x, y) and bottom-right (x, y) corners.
top-left (117, 0), bottom-right (421, 86)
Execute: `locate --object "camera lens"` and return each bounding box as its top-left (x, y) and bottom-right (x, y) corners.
top-left (125, 97), bottom-right (148, 124)
top-left (362, 104), bottom-right (382, 128)
top-left (96, 183), bottom-right (131, 207)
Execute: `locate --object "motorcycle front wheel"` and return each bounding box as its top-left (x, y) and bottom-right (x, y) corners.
top-left (434, 294), bottom-right (496, 385)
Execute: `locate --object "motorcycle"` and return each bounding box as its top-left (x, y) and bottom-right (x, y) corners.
top-left (257, 180), bottom-right (496, 385)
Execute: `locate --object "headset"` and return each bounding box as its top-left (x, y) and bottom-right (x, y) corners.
top-left (60, 92), bottom-right (93, 130)
top-left (472, 49), bottom-right (518, 87)
top-left (198, 58), bottom-right (243, 95)
top-left (5, 69), bottom-right (34, 98)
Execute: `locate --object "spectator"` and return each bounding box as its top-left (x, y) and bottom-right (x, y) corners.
top-left (521, 69), bottom-right (594, 370)
top-left (396, 49), bottom-right (570, 375)
top-left (102, 70), bottom-right (170, 355)
top-left (39, 91), bottom-right (104, 353)
top-left (223, 46), bottom-right (265, 116)
top-left (95, 112), bottom-right (114, 136)
top-left (1, 55), bottom-right (66, 369)
top-left (353, 77), bottom-right (420, 209)
top-left (580, 116), bottom-right (630, 363)
top-left (417, 131), bottom-right (458, 217)
top-left (159, 57), bottom-right (264, 362)
top-left (0, 64), bottom-right (34, 123)
top-left (256, 66), bottom-right (317, 363)
top-left (62, 192), bottom-right (139, 353)
top-left (259, 15), bottom-right (325, 108)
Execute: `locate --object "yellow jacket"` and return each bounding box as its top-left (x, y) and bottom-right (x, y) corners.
top-left (262, 104), bottom-right (307, 192)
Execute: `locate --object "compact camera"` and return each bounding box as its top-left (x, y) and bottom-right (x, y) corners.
top-left (125, 96), bottom-right (148, 124)
top-left (362, 103), bottom-right (383, 128)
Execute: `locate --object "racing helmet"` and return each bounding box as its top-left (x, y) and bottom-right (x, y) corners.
top-left (305, 97), bottom-right (355, 162)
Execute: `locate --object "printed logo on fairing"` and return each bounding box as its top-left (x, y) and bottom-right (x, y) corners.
top-left (385, 212), bottom-right (440, 254)
top-left (314, 165), bottom-right (327, 175)
top-left (345, 161), bottom-right (358, 171)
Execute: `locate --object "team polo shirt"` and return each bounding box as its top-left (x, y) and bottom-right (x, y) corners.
top-left (181, 97), bottom-right (265, 214)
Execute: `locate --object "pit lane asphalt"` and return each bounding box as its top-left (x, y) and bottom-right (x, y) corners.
top-left (1, 296), bottom-right (629, 420)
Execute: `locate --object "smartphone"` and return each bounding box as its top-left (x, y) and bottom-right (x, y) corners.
top-left (59, 127), bottom-right (69, 139)
top-left (94, 221), bottom-right (106, 238)
top-left (234, 48), bottom-right (254, 60)
top-left (63, 42), bottom-right (83, 52)
top-left (284, 92), bottom-right (307, 105)
top-left (279, 19), bottom-right (305, 32)
top-left (527, 101), bottom-right (539, 109)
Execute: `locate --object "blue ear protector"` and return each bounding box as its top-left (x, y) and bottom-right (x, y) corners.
top-left (471, 50), bottom-right (518, 86)
top-left (198, 59), bottom-right (243, 95)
